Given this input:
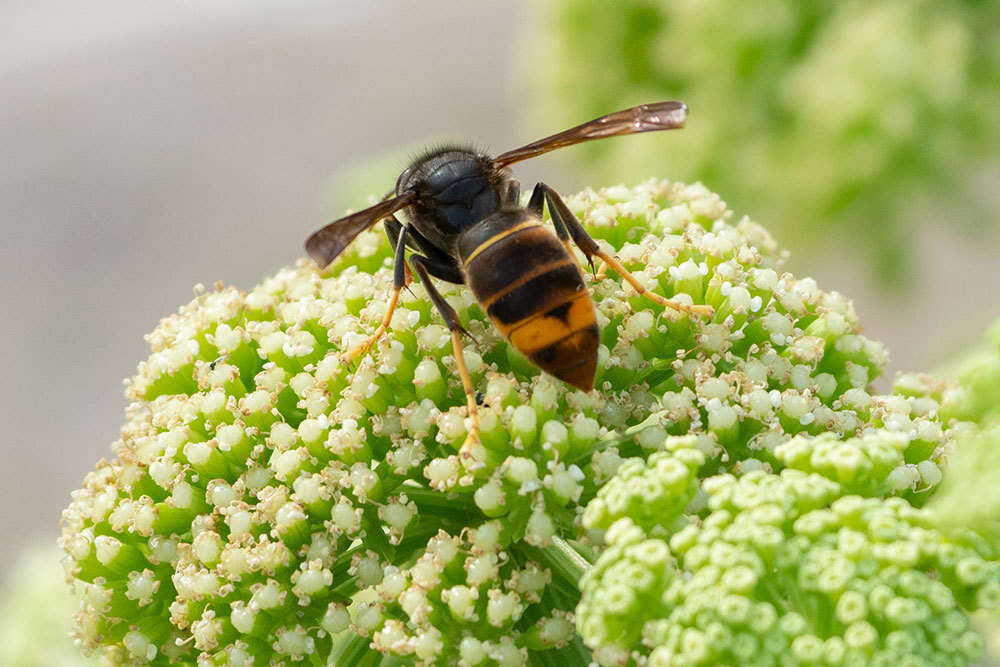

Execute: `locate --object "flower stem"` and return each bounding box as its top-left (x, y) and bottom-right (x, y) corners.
top-left (527, 637), bottom-right (594, 666)
top-left (518, 535), bottom-right (591, 589)
top-left (328, 631), bottom-right (377, 665)
top-left (404, 485), bottom-right (479, 520)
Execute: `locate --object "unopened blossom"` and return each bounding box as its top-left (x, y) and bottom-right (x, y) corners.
top-left (578, 437), bottom-right (998, 666)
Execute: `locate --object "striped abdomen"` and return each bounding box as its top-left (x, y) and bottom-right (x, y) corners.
top-left (456, 210), bottom-right (599, 391)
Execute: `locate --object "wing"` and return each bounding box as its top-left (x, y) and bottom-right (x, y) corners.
top-left (492, 101), bottom-right (688, 168)
top-left (305, 191), bottom-right (416, 268)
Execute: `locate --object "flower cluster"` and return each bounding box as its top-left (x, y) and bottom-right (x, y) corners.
top-left (525, 0), bottom-right (1000, 280)
top-left (363, 526), bottom-right (583, 664)
top-left (578, 437), bottom-right (998, 666)
top-left (60, 180), bottom-right (986, 664)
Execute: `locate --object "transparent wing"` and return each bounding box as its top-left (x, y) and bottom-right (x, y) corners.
top-left (493, 101), bottom-right (687, 168)
top-left (305, 191), bottom-right (416, 268)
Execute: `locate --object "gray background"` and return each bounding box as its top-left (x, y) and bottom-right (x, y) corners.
top-left (2, 0), bottom-right (998, 577)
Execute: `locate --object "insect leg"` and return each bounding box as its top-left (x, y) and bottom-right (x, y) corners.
top-left (411, 254), bottom-right (464, 284)
top-left (527, 182), bottom-right (545, 218)
top-left (504, 180), bottom-right (521, 207)
top-left (384, 215), bottom-right (404, 250)
top-left (528, 182), bottom-right (579, 263)
top-left (409, 255), bottom-right (480, 461)
top-left (533, 182), bottom-right (714, 318)
top-left (340, 223), bottom-right (412, 364)
top-left (400, 224), bottom-right (464, 281)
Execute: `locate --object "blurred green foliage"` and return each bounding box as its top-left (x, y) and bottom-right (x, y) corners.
top-left (936, 319), bottom-right (1000, 666)
top-left (0, 548), bottom-right (99, 667)
top-left (524, 0), bottom-right (1000, 284)
top-left (944, 318), bottom-right (1000, 428)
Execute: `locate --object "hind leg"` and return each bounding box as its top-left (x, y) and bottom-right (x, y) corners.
top-left (529, 182), bottom-right (714, 318)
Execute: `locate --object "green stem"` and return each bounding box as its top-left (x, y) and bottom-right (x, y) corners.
top-left (519, 535), bottom-right (591, 589)
top-left (328, 631), bottom-right (376, 665)
top-left (404, 485), bottom-right (480, 521)
top-left (566, 539), bottom-right (599, 565)
top-left (527, 636), bottom-right (593, 666)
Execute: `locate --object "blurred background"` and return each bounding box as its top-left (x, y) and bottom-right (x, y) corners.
top-left (1, 1), bottom-right (998, 662)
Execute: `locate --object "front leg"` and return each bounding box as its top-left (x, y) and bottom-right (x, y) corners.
top-left (529, 182), bottom-right (714, 318)
top-left (340, 220), bottom-right (412, 364)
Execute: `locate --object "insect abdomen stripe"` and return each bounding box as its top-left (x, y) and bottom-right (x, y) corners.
top-left (463, 225), bottom-right (568, 299)
top-left (508, 291), bottom-right (596, 353)
top-left (460, 219), bottom-right (541, 268)
top-left (478, 258), bottom-right (575, 309)
top-left (485, 264), bottom-right (583, 327)
top-left (529, 324), bottom-right (600, 383)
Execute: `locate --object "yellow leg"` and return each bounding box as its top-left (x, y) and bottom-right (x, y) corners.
top-left (451, 330), bottom-right (481, 460)
top-left (594, 249), bottom-right (714, 318)
top-left (561, 239), bottom-right (578, 264)
top-left (532, 181), bottom-right (713, 318)
top-left (340, 285), bottom-right (404, 364)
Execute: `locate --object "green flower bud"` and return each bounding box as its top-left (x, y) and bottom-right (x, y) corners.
top-left (578, 444), bottom-right (1000, 664)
